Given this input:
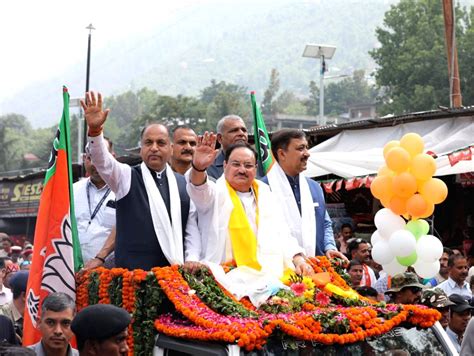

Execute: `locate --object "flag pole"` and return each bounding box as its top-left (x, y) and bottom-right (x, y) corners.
top-left (82, 24), bottom-right (95, 156)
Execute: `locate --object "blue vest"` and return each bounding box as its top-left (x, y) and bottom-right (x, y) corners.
top-left (115, 165), bottom-right (190, 270)
top-left (306, 178), bottom-right (329, 256)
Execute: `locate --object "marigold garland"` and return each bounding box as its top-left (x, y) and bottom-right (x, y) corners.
top-left (75, 259), bottom-right (441, 353)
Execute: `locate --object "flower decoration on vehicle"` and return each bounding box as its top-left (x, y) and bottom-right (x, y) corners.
top-left (75, 257), bottom-right (441, 354)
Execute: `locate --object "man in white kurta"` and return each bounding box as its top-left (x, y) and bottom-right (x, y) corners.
top-left (74, 138), bottom-right (116, 266)
top-left (187, 133), bottom-right (313, 304)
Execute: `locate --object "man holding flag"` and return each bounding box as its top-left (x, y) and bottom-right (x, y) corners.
top-left (23, 87), bottom-right (82, 346)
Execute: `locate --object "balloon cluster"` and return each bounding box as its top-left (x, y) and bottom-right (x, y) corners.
top-left (371, 209), bottom-right (443, 278)
top-left (370, 133), bottom-right (447, 218)
top-left (369, 133), bottom-right (448, 278)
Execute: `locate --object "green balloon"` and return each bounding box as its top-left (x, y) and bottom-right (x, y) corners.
top-left (406, 219), bottom-right (430, 240)
top-left (396, 251), bottom-right (418, 266)
top-left (418, 219), bottom-right (430, 235)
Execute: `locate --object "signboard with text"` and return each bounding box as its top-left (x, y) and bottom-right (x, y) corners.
top-left (0, 178), bottom-right (44, 218)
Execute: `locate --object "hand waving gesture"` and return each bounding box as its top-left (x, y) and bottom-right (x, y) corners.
top-left (192, 131), bottom-right (218, 171)
top-left (80, 91), bottom-right (110, 136)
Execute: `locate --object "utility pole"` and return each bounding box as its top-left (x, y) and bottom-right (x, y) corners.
top-left (442, 0), bottom-right (462, 107)
top-left (82, 24), bottom-right (95, 154)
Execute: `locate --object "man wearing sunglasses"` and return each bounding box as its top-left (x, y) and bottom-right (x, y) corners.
top-left (384, 272), bottom-right (424, 304)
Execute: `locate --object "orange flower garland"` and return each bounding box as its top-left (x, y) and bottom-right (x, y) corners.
top-left (98, 267), bottom-right (112, 304)
top-left (75, 260), bottom-right (442, 353)
top-left (121, 270), bottom-right (135, 356)
top-left (152, 265), bottom-right (269, 351)
top-left (75, 270), bottom-right (90, 312)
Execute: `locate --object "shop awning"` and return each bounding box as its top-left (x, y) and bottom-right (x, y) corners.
top-left (306, 116), bottom-right (474, 178)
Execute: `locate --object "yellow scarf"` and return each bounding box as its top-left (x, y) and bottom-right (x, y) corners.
top-left (226, 180), bottom-right (261, 271)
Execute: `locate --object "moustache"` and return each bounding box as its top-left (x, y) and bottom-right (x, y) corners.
top-left (181, 149), bottom-right (194, 155)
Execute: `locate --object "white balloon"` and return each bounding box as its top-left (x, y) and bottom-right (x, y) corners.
top-left (416, 235), bottom-right (444, 263)
top-left (382, 258), bottom-right (407, 277)
top-left (371, 240), bottom-right (394, 265)
top-left (374, 208), bottom-right (406, 237)
top-left (389, 230), bottom-right (417, 257)
top-left (413, 260), bottom-right (440, 279)
top-left (371, 230), bottom-right (384, 246)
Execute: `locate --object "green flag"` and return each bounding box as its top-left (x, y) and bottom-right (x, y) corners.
top-left (250, 91), bottom-right (274, 175)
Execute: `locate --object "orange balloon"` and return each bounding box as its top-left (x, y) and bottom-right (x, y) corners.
top-left (378, 165), bottom-right (394, 177)
top-left (411, 154), bottom-right (436, 181)
top-left (392, 172), bottom-right (417, 198)
top-left (370, 175), bottom-right (393, 200)
top-left (419, 178), bottom-right (448, 204)
top-left (417, 201), bottom-right (435, 219)
top-left (400, 133), bottom-right (424, 157)
top-left (406, 194), bottom-right (428, 217)
top-left (389, 196), bottom-right (408, 215)
top-left (380, 196), bottom-right (391, 208)
top-left (383, 140), bottom-right (400, 160)
top-left (385, 147), bottom-right (411, 173)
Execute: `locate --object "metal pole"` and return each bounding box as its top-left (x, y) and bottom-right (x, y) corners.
top-left (82, 24), bottom-right (95, 154)
top-left (319, 55), bottom-right (325, 126)
top-left (442, 0), bottom-right (462, 107)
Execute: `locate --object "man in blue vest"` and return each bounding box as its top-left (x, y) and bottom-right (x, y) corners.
top-left (263, 129), bottom-right (346, 261)
top-left (81, 92), bottom-right (198, 270)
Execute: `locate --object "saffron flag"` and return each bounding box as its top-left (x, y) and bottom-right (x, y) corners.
top-left (23, 87), bottom-right (83, 346)
top-left (250, 91), bottom-right (274, 176)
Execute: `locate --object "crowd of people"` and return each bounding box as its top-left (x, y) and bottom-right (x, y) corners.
top-left (0, 90), bottom-right (472, 354)
top-left (337, 217), bottom-right (474, 353)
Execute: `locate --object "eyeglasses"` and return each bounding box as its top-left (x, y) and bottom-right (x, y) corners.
top-left (228, 161), bottom-right (256, 170)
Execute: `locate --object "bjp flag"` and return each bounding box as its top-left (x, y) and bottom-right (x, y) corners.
top-left (23, 87), bottom-right (83, 345)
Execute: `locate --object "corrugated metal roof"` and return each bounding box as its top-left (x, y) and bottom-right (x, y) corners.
top-left (304, 106), bottom-right (474, 137)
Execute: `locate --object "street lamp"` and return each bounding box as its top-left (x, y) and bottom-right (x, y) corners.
top-left (303, 44), bottom-right (337, 126)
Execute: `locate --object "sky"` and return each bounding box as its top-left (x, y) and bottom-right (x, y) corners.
top-left (0, 0), bottom-right (206, 101)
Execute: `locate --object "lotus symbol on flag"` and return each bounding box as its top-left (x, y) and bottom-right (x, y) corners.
top-left (26, 289), bottom-right (40, 328)
top-left (41, 216), bottom-right (76, 296)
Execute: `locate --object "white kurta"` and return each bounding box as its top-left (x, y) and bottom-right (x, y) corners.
top-left (187, 176), bottom-right (303, 279)
top-left (73, 178), bottom-right (116, 263)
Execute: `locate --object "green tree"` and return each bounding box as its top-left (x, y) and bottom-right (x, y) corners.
top-left (458, 8), bottom-right (474, 106)
top-left (370, 0), bottom-right (466, 115)
top-left (304, 80), bottom-right (320, 116)
top-left (324, 70), bottom-right (377, 116)
top-left (0, 114), bottom-right (32, 172)
top-left (261, 68), bottom-right (280, 115)
top-left (200, 80), bottom-right (250, 132)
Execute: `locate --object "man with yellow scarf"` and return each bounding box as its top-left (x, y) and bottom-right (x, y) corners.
top-left (187, 132), bottom-right (313, 305)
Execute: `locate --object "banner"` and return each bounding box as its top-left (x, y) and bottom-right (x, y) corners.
top-left (250, 91), bottom-right (274, 176)
top-left (0, 178), bottom-right (43, 218)
top-left (23, 87), bottom-right (82, 345)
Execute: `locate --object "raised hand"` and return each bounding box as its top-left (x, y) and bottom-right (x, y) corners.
top-left (80, 91), bottom-right (110, 135)
top-left (192, 131), bottom-right (218, 171)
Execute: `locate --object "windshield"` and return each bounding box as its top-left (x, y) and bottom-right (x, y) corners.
top-left (243, 325), bottom-right (449, 356)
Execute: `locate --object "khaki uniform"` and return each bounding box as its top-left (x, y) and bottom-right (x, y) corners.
top-left (0, 300), bottom-right (23, 342)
